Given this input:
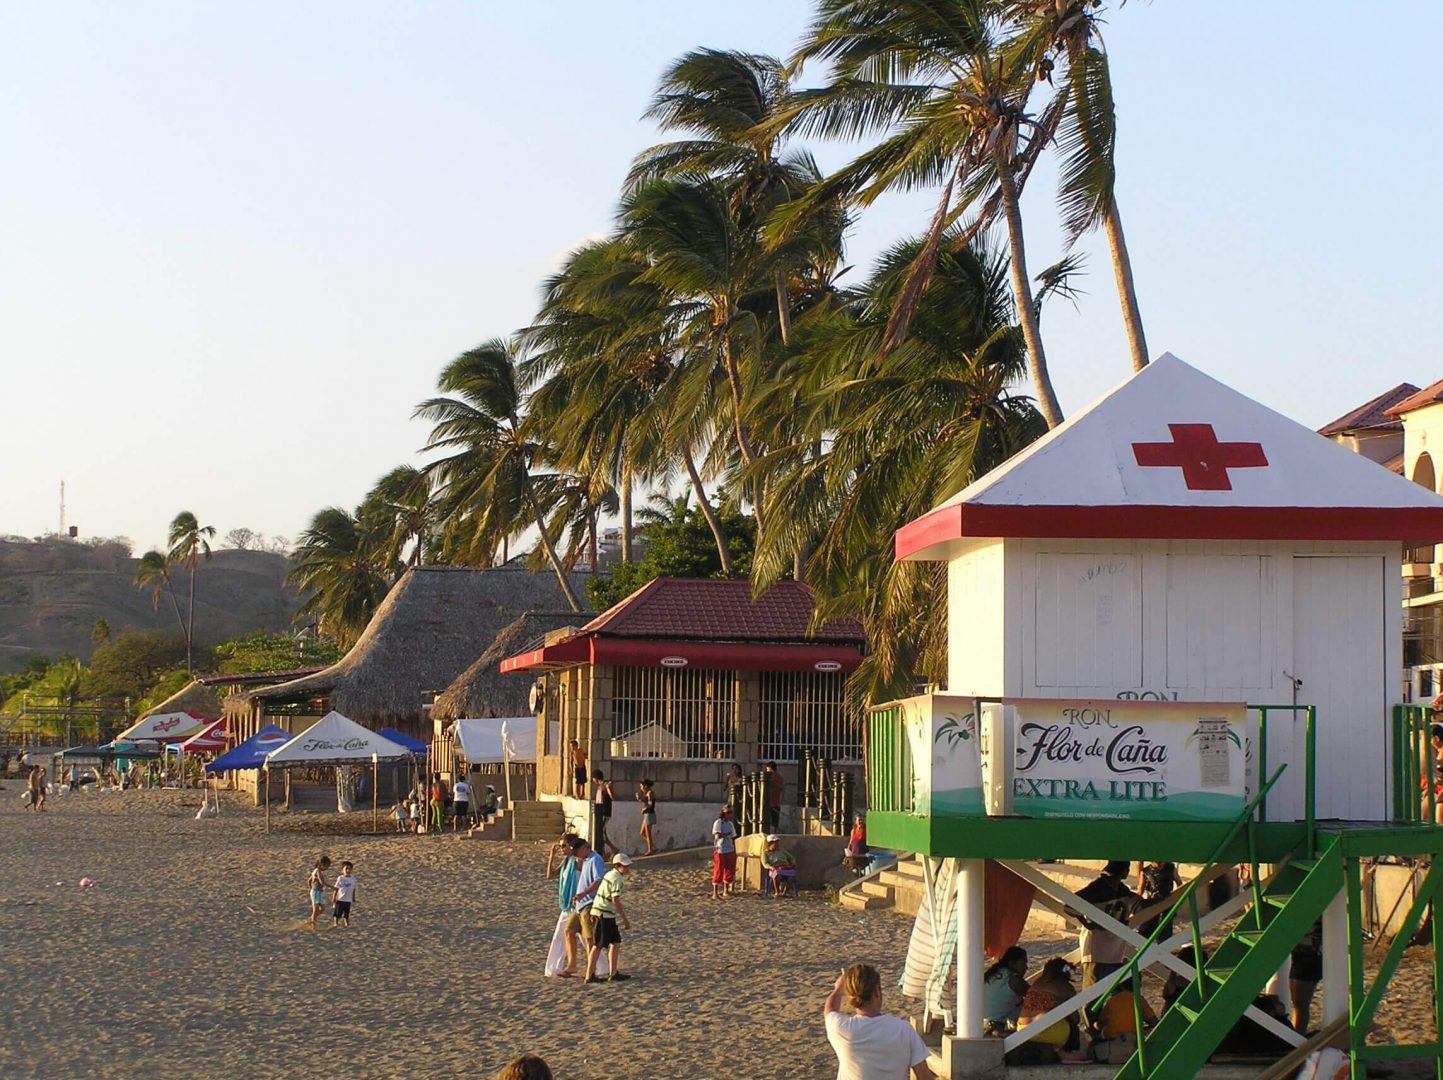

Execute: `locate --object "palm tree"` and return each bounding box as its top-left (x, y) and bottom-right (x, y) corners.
top-left (358, 465), bottom-right (433, 570)
top-left (286, 507), bottom-right (392, 647)
top-left (524, 235), bottom-right (739, 573)
top-left (415, 339), bottom-right (584, 612)
top-left (753, 231), bottom-right (1046, 699)
top-left (1009, 0), bottom-right (1148, 370)
top-left (786, 0), bottom-right (1068, 427)
top-left (134, 550), bottom-right (186, 641)
top-left (166, 511), bottom-right (215, 672)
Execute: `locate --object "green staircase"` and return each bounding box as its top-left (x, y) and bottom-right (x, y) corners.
top-left (1115, 836), bottom-right (1344, 1079)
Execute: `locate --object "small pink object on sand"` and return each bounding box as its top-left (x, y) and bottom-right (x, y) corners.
top-left (78, 878), bottom-right (96, 888)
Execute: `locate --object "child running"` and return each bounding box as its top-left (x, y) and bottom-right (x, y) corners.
top-left (584, 852), bottom-right (633, 984)
top-left (306, 856), bottom-right (332, 930)
top-left (333, 861), bottom-right (357, 927)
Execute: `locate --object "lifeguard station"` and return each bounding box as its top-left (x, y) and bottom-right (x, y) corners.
top-left (869, 354), bottom-right (1443, 1078)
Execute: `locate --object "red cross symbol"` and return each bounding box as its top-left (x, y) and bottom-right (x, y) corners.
top-left (1131, 424), bottom-right (1267, 491)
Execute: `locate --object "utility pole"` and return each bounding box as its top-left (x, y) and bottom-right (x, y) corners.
top-left (59, 480), bottom-right (66, 536)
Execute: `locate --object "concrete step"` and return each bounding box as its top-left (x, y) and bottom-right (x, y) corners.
top-left (891, 858), bottom-right (925, 879)
top-left (878, 869), bottom-right (922, 890)
top-left (839, 891), bottom-right (888, 911)
top-left (860, 879), bottom-right (893, 899)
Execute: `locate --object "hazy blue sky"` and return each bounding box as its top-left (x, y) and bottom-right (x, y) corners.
top-left (3, 2), bottom-right (1439, 554)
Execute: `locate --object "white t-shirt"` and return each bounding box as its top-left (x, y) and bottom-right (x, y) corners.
top-left (334, 874), bottom-right (357, 903)
top-left (824, 1011), bottom-right (929, 1080)
top-left (453, 780), bottom-right (470, 803)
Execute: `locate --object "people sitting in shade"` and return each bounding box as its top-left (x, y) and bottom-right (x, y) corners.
top-left (1091, 981), bottom-right (1156, 1063)
top-left (478, 785), bottom-right (500, 822)
top-left (1015, 958), bottom-right (1080, 1055)
top-left (982, 946), bottom-right (1030, 1035)
top-left (761, 834), bottom-right (797, 898)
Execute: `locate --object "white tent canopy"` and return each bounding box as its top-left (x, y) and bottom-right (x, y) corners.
top-left (116, 712), bottom-right (209, 744)
top-left (265, 711), bottom-right (413, 768)
top-left (449, 718), bottom-right (537, 764)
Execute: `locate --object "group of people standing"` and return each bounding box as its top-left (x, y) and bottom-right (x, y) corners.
top-left (391, 771), bottom-right (500, 833)
top-left (304, 854), bottom-right (358, 930)
top-left (545, 832), bottom-right (634, 983)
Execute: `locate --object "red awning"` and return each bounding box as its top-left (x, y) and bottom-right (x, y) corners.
top-left (500, 635), bottom-right (861, 674)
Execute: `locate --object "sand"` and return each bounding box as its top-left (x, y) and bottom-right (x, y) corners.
top-left (1, 781), bottom-right (1437, 1079)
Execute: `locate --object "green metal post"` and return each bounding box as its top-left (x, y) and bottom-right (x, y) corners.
top-left (1189, 891), bottom-right (1206, 1002)
top-left (1257, 707), bottom-right (1269, 823)
top-left (1346, 857), bottom-right (1366, 1080)
top-left (1305, 706), bottom-right (1317, 857)
top-left (1246, 822), bottom-right (1264, 930)
top-left (1132, 964), bottom-right (1147, 1076)
top-left (1390, 706), bottom-right (1401, 821)
top-left (1434, 866), bottom-right (1443, 1080)
top-left (1428, 708), bottom-right (1437, 825)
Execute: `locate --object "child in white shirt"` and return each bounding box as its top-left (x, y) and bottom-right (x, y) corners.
top-left (333, 862), bottom-right (357, 926)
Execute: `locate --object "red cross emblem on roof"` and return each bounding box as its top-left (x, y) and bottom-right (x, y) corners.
top-left (1132, 424), bottom-right (1267, 491)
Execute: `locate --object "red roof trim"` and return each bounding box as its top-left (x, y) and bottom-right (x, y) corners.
top-left (500, 636), bottom-right (862, 674)
top-left (1385, 378), bottom-right (1443, 417)
top-left (897, 504), bottom-right (1443, 558)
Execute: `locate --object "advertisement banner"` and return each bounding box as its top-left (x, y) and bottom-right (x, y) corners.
top-left (901, 694), bottom-right (984, 816)
top-left (993, 698), bottom-right (1247, 821)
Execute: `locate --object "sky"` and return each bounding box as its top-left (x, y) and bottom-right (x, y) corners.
top-left (2, 2), bottom-right (1440, 555)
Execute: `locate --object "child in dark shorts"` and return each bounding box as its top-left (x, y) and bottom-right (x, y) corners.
top-left (333, 861), bottom-right (357, 927)
top-left (584, 852), bottom-right (633, 984)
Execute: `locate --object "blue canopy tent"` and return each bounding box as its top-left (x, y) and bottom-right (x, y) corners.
top-left (203, 725), bottom-right (292, 774)
top-left (376, 728), bottom-right (427, 755)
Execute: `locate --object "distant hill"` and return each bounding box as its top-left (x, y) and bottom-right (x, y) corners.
top-left (0, 538), bottom-right (299, 672)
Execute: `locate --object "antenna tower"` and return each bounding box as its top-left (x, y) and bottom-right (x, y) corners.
top-left (59, 480), bottom-right (66, 535)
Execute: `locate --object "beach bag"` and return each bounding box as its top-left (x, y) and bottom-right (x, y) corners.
top-left (544, 912), bottom-right (608, 977)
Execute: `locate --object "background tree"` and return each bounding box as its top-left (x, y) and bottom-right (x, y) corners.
top-left (223, 527), bottom-right (260, 550)
top-left (166, 511), bottom-right (215, 672)
top-left (134, 550), bottom-right (187, 643)
top-left (286, 507), bottom-right (392, 648)
top-left (416, 339), bottom-right (584, 611)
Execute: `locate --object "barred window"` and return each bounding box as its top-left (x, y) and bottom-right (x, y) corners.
top-left (612, 667), bottom-right (737, 759)
top-left (758, 670), bottom-right (861, 762)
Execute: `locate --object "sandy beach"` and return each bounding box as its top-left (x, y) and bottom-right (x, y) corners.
top-left (2, 782), bottom-right (1437, 1079)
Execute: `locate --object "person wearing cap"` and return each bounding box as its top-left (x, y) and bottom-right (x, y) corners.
top-left (584, 852), bottom-right (633, 984)
top-left (711, 804), bottom-right (738, 899)
top-left (761, 834), bottom-right (797, 898)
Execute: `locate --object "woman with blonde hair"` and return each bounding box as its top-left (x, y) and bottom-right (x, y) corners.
top-left (823, 963), bottom-right (934, 1079)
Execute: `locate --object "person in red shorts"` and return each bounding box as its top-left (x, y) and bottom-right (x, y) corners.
top-left (711, 804), bottom-right (737, 899)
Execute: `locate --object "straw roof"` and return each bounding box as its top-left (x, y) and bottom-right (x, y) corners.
top-left (143, 679), bottom-right (223, 720)
top-left (247, 566), bottom-right (588, 729)
top-left (431, 611), bottom-right (580, 722)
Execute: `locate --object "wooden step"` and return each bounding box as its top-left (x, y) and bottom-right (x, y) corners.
top-left (839, 891), bottom-right (888, 911)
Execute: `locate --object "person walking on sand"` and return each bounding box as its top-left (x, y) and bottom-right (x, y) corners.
top-left (332, 861), bottom-right (357, 927)
top-left (636, 779), bottom-right (657, 855)
top-left (545, 833), bottom-right (582, 977)
top-left (307, 856), bottom-right (333, 930)
top-left (584, 852), bottom-right (633, 984)
top-left (26, 765), bottom-right (42, 811)
top-left (711, 804), bottom-right (737, 899)
top-left (824, 963), bottom-right (934, 1080)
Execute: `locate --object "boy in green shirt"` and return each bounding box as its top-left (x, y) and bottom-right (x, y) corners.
top-left (584, 852), bottom-right (633, 984)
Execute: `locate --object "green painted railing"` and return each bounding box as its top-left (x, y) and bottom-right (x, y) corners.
top-left (1391, 704), bottom-right (1436, 823)
top-left (1250, 704), bottom-right (1316, 856)
top-left (865, 704), bottom-right (913, 814)
top-left (1103, 765), bottom-right (1287, 1077)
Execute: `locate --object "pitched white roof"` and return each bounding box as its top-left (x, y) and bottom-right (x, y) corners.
top-left (264, 711), bottom-right (413, 767)
top-left (116, 711), bottom-right (209, 744)
top-left (899, 353), bottom-right (1443, 559)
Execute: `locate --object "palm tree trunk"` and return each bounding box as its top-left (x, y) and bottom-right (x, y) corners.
top-left (682, 447), bottom-right (733, 575)
top-left (588, 512), bottom-right (598, 572)
top-left (720, 331), bottom-right (756, 465)
top-left (620, 472), bottom-right (633, 564)
top-left (996, 159), bottom-right (1064, 429)
top-left (1103, 200), bottom-right (1149, 373)
top-left (163, 575), bottom-right (186, 643)
top-left (521, 483), bottom-right (583, 612)
top-left (773, 268), bottom-right (792, 345)
top-left (185, 553), bottom-right (196, 672)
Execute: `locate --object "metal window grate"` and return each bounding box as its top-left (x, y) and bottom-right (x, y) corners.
top-left (758, 670), bottom-right (861, 762)
top-left (612, 667), bottom-right (737, 760)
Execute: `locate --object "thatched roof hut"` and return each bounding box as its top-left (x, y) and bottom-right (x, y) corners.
top-left (431, 612), bottom-right (580, 722)
top-left (143, 679), bottom-right (223, 720)
top-left (246, 566), bottom-right (588, 736)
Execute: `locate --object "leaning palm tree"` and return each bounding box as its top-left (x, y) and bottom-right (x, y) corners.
top-left (753, 231), bottom-right (1046, 699)
top-left (133, 550), bottom-right (187, 641)
top-left (358, 465), bottom-right (433, 570)
top-left (286, 507), bottom-right (392, 647)
top-left (166, 511), bottom-right (215, 672)
top-left (784, 0), bottom-right (1067, 427)
top-left (1009, 0), bottom-right (1147, 371)
top-left (415, 339), bottom-right (584, 612)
